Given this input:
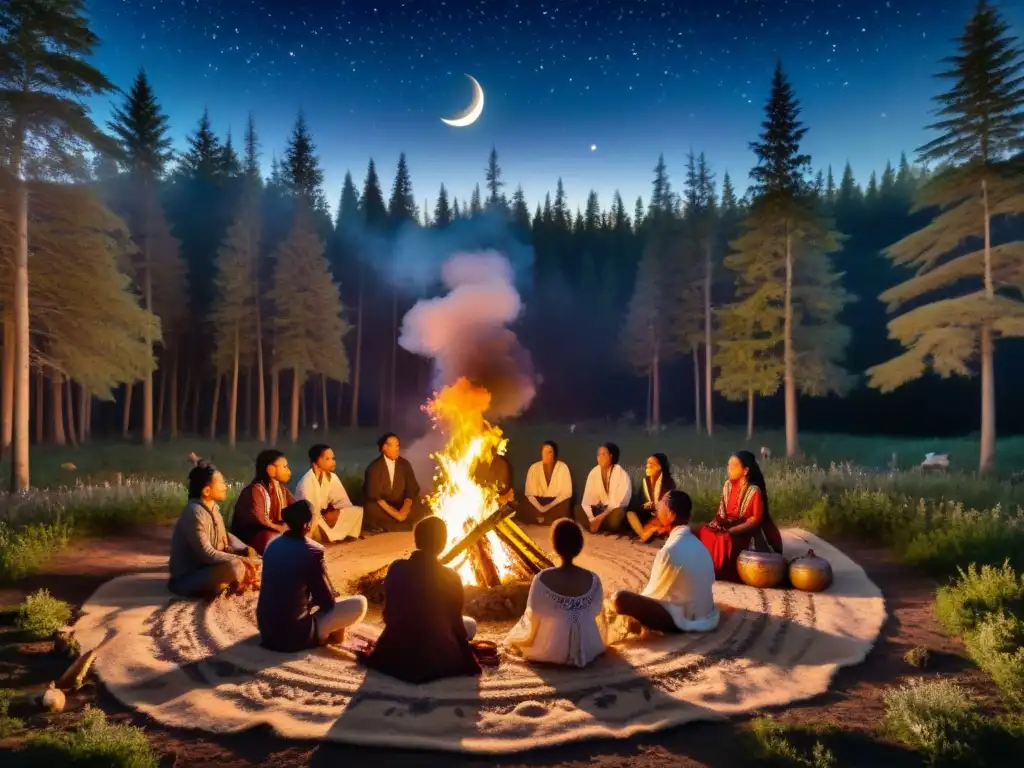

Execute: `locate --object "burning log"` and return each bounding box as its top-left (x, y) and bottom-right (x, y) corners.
top-left (439, 504), bottom-right (516, 566)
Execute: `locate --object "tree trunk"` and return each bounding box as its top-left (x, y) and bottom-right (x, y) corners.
top-left (269, 369), bottom-right (280, 446)
top-left (66, 379), bottom-right (78, 448)
top-left (349, 268), bottom-right (364, 428)
top-left (142, 224), bottom-right (154, 448)
top-left (169, 344), bottom-right (179, 439)
top-left (335, 376), bottom-right (344, 420)
top-left (390, 289), bottom-right (398, 425)
top-left (692, 346), bottom-right (702, 433)
top-left (244, 365), bottom-right (253, 438)
top-left (979, 178), bottom-right (995, 473)
top-left (34, 365), bottom-right (43, 444)
top-left (1, 308), bottom-right (13, 456)
top-left (78, 386), bottom-right (89, 443)
top-left (227, 324), bottom-right (240, 449)
top-left (83, 388), bottom-right (92, 441)
top-left (180, 364), bottom-right (191, 435)
top-left (300, 382), bottom-right (308, 430)
top-left (51, 369), bottom-right (66, 446)
top-left (321, 374), bottom-right (330, 435)
top-left (651, 343), bottom-right (661, 431)
top-left (155, 358), bottom-right (167, 435)
top-left (255, 302), bottom-right (267, 442)
top-left (747, 389), bottom-right (755, 440)
top-left (704, 242), bottom-right (714, 436)
top-left (783, 226), bottom-right (799, 458)
top-left (290, 371), bottom-right (301, 443)
top-left (122, 382), bottom-right (133, 437)
top-left (645, 367), bottom-right (652, 429)
top-left (12, 173), bottom-right (30, 489)
top-left (209, 374), bottom-right (222, 440)
top-left (190, 372), bottom-right (201, 434)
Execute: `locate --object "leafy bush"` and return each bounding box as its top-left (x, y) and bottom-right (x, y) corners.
top-left (17, 707), bottom-right (158, 767)
top-left (934, 560), bottom-right (1024, 637)
top-left (883, 678), bottom-right (982, 765)
top-left (0, 688), bottom-right (24, 739)
top-left (748, 715), bottom-right (837, 767)
top-left (0, 520), bottom-right (71, 582)
top-left (903, 646), bottom-right (932, 669)
top-left (962, 611), bottom-right (1024, 708)
top-left (15, 589), bottom-right (72, 640)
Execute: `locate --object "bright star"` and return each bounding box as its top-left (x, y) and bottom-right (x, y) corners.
top-left (590, 144), bottom-right (597, 151)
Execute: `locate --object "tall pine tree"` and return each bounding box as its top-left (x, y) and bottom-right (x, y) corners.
top-left (868, 1), bottom-right (1024, 472)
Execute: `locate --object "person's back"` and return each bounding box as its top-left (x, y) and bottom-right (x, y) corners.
top-left (505, 519), bottom-right (607, 668)
top-left (645, 526), bottom-right (716, 623)
top-left (257, 534), bottom-right (326, 651)
top-left (365, 516), bottom-right (480, 684)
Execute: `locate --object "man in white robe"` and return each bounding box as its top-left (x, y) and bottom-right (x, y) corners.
top-left (295, 443), bottom-right (364, 543)
top-left (613, 489), bottom-right (719, 634)
top-left (574, 442), bottom-right (632, 533)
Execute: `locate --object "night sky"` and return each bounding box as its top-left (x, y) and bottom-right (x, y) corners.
top-left (85, 0), bottom-right (1024, 215)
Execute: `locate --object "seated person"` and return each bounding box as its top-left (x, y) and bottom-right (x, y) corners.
top-left (522, 440), bottom-right (573, 525)
top-left (575, 442), bottom-right (632, 534)
top-left (231, 449), bottom-right (294, 554)
top-left (257, 500), bottom-right (368, 652)
top-left (169, 461), bottom-right (257, 598)
top-left (295, 443), bottom-right (364, 542)
top-left (363, 516), bottom-right (481, 685)
top-left (695, 450), bottom-right (783, 582)
top-left (626, 453), bottom-right (677, 542)
top-left (473, 447), bottom-right (515, 507)
top-left (613, 490), bottom-right (720, 634)
top-left (363, 432), bottom-right (425, 532)
top-left (504, 519), bottom-right (607, 667)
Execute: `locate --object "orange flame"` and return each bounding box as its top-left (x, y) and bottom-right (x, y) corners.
top-left (424, 377), bottom-right (515, 585)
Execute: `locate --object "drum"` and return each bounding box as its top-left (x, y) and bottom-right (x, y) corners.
top-left (789, 549), bottom-right (833, 592)
top-left (737, 550), bottom-right (787, 589)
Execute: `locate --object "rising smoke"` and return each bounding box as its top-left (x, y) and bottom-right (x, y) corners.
top-left (398, 250), bottom-right (536, 420)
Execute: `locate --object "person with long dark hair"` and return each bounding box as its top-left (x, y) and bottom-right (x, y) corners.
top-left (575, 442), bottom-right (632, 534)
top-left (231, 450), bottom-right (295, 554)
top-left (695, 450), bottom-right (783, 581)
top-left (626, 452), bottom-right (677, 542)
top-left (169, 461), bottom-right (257, 598)
top-left (257, 500), bottom-right (368, 652)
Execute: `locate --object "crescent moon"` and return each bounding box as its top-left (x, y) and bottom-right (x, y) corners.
top-left (441, 75), bottom-right (484, 128)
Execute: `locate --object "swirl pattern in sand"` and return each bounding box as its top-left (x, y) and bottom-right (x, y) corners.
top-left (74, 528), bottom-right (885, 754)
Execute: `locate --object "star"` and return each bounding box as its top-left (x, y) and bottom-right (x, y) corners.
top-left (590, 144), bottom-right (597, 152)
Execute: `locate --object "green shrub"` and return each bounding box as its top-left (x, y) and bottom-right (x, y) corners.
top-left (17, 707), bottom-right (158, 767)
top-left (934, 561), bottom-right (1024, 637)
top-left (883, 678), bottom-right (982, 765)
top-left (0, 688), bottom-right (24, 739)
top-left (748, 715), bottom-right (836, 767)
top-left (904, 646), bottom-right (932, 669)
top-left (15, 589), bottom-right (72, 640)
top-left (0, 520), bottom-right (71, 582)
top-left (962, 612), bottom-right (1024, 708)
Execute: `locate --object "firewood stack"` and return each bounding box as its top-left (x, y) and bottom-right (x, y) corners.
top-left (440, 504), bottom-right (554, 588)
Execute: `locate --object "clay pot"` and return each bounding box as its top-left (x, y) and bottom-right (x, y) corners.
top-left (789, 549), bottom-right (833, 592)
top-left (737, 550), bottom-right (787, 589)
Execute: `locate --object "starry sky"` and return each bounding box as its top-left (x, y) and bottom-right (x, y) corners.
top-left (85, 0), bottom-right (1024, 216)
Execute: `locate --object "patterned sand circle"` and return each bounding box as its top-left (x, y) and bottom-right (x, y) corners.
top-left (74, 528), bottom-right (886, 754)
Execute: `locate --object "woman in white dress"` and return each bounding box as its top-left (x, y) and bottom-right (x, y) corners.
top-left (504, 519), bottom-right (607, 668)
top-left (521, 440), bottom-right (573, 524)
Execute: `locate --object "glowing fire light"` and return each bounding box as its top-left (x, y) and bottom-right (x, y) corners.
top-left (424, 377), bottom-right (516, 585)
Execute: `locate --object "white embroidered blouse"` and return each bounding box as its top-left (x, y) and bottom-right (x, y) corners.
top-left (504, 569), bottom-right (608, 668)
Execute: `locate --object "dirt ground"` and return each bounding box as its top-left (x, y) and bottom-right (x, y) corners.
top-left (0, 526), bottom-right (1003, 768)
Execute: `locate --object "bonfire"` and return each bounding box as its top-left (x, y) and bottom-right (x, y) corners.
top-left (424, 377), bottom-right (552, 587)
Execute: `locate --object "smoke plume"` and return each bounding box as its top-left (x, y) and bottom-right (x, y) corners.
top-left (398, 250), bottom-right (536, 420)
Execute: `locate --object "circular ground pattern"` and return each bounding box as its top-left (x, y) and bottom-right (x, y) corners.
top-left (73, 527), bottom-right (885, 754)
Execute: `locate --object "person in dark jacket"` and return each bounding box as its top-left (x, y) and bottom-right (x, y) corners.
top-left (363, 515), bottom-right (481, 684)
top-left (257, 500), bottom-right (367, 652)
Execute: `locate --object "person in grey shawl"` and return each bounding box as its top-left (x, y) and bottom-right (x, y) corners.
top-left (169, 460), bottom-right (258, 597)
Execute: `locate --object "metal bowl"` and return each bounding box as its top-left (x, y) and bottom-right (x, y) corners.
top-left (737, 550), bottom-right (787, 589)
top-left (789, 549), bottom-right (833, 592)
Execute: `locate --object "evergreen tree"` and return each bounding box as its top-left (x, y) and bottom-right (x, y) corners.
top-left (865, 171), bottom-right (879, 206)
top-left (825, 166), bottom-right (837, 204)
top-left (434, 183), bottom-right (453, 227)
top-left (452, 197), bottom-right (462, 220)
top-left (868, 0), bottom-right (1024, 472)
top-left (510, 185), bottom-right (531, 233)
top-left (731, 61), bottom-right (853, 457)
top-left (552, 178), bottom-right (569, 229)
top-left (243, 114), bottom-right (261, 182)
top-left (647, 154), bottom-right (674, 224)
top-left (880, 161), bottom-right (897, 198)
top-left (241, 113), bottom-right (267, 441)
top-left (469, 183), bottom-right (483, 215)
top-left (485, 146), bottom-right (504, 207)
top-left (283, 111), bottom-right (329, 220)
top-left (268, 207), bottom-right (350, 443)
top-left (360, 159), bottom-right (388, 227)
top-left (720, 173), bottom-right (738, 211)
top-left (633, 196), bottom-right (645, 232)
top-left (175, 110), bottom-right (224, 179)
top-left (106, 66), bottom-right (183, 446)
top-left (388, 152), bottom-right (416, 224)
top-left (0, 0), bottom-right (116, 486)
top-left (220, 131), bottom-right (242, 179)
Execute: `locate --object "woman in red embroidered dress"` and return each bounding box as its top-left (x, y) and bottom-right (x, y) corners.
top-left (696, 450), bottom-right (782, 581)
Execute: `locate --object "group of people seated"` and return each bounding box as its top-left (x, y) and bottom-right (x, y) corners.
top-left (166, 436), bottom-right (782, 684)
